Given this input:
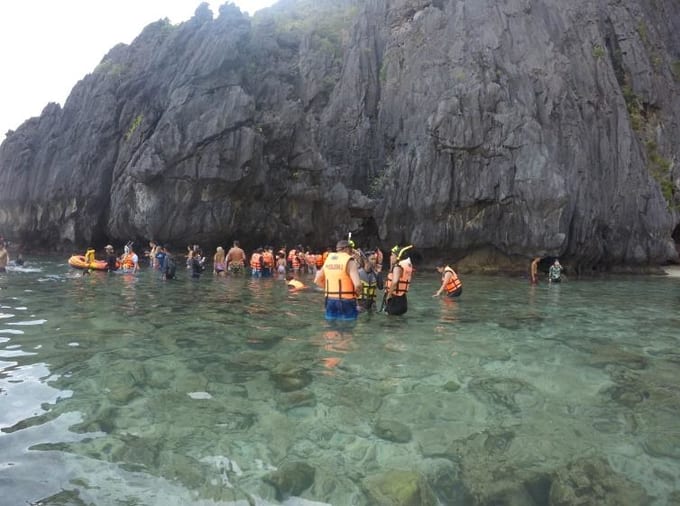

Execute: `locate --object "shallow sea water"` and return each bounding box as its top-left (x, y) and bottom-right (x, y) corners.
top-left (1, 259), bottom-right (679, 505)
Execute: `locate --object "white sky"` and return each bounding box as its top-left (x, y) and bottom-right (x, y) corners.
top-left (0, 1), bottom-right (277, 140)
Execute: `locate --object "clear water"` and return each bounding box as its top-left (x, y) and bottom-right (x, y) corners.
top-left (1, 259), bottom-right (679, 505)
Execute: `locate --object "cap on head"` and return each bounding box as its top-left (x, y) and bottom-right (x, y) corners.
top-left (336, 239), bottom-right (350, 250)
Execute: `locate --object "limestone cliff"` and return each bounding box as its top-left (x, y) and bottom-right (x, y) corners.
top-left (1, 0), bottom-right (678, 271)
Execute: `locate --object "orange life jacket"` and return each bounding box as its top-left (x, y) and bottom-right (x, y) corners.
top-left (250, 252), bottom-right (262, 270)
top-left (444, 266), bottom-right (462, 294)
top-left (121, 253), bottom-right (135, 270)
top-left (262, 251), bottom-right (275, 268)
top-left (292, 252), bottom-right (301, 269)
top-left (386, 261), bottom-right (413, 296)
top-left (323, 252), bottom-right (356, 300)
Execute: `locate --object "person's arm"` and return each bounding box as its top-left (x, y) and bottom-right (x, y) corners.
top-left (314, 267), bottom-right (326, 289)
top-left (434, 272), bottom-right (451, 297)
top-left (347, 259), bottom-right (362, 297)
top-left (376, 271), bottom-right (384, 290)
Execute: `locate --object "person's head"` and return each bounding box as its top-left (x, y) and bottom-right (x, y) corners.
top-left (105, 245), bottom-right (114, 253)
top-left (234, 240), bottom-right (240, 247)
top-left (216, 246), bottom-right (224, 253)
top-left (435, 261), bottom-right (447, 273)
top-left (336, 239), bottom-right (351, 252)
top-left (554, 258), bottom-right (561, 266)
top-left (391, 244), bottom-right (413, 261)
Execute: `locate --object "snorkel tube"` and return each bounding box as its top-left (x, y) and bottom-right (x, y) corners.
top-left (397, 245), bottom-right (413, 261)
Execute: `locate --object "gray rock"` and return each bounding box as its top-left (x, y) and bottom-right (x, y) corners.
top-left (0, 0), bottom-right (678, 269)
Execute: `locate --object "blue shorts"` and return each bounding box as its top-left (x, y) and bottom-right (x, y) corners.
top-left (325, 298), bottom-right (358, 320)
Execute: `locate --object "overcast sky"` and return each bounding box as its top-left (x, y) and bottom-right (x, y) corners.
top-left (0, 1), bottom-right (277, 140)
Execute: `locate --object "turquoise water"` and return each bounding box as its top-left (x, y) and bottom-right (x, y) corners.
top-left (1, 259), bottom-right (679, 505)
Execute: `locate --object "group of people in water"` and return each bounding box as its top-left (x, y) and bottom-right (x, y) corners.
top-left (531, 256), bottom-right (564, 284)
top-left (4, 233), bottom-right (564, 323)
top-left (79, 238), bottom-right (465, 321)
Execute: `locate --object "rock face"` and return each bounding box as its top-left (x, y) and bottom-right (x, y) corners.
top-left (1, 0), bottom-right (679, 270)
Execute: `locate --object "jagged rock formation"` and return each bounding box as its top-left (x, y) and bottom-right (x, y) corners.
top-left (1, 0), bottom-right (679, 271)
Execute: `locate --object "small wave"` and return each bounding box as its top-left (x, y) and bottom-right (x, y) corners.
top-left (187, 392), bottom-right (212, 400)
top-left (8, 320), bottom-right (47, 326)
top-left (6, 266), bottom-right (43, 273)
top-left (0, 329), bottom-right (24, 335)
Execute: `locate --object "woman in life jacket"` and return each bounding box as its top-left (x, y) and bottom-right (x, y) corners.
top-left (434, 262), bottom-right (463, 298)
top-left (383, 245), bottom-right (414, 316)
top-left (119, 244), bottom-right (139, 273)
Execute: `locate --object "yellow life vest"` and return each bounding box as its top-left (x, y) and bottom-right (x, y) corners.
top-left (360, 280), bottom-right (377, 301)
top-left (287, 279), bottom-right (305, 290)
top-left (323, 251), bottom-right (356, 300)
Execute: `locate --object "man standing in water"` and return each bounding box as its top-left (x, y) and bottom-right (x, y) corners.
top-left (226, 240), bottom-right (246, 275)
top-left (315, 239), bottom-right (362, 320)
top-left (0, 240), bottom-right (9, 273)
top-left (530, 256), bottom-right (542, 284)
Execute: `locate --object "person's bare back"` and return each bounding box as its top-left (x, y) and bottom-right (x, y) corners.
top-left (226, 242), bottom-right (246, 266)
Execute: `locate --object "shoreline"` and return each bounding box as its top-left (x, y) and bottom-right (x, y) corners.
top-left (662, 265), bottom-right (680, 278)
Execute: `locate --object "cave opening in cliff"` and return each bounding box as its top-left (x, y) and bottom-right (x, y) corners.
top-left (673, 223), bottom-right (680, 255)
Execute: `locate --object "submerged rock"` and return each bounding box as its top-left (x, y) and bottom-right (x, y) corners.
top-left (442, 380), bottom-right (461, 392)
top-left (549, 457), bottom-right (651, 505)
top-left (362, 470), bottom-right (437, 506)
top-left (270, 364), bottom-right (313, 392)
top-left (264, 461), bottom-right (316, 500)
top-left (373, 419), bottom-right (413, 443)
